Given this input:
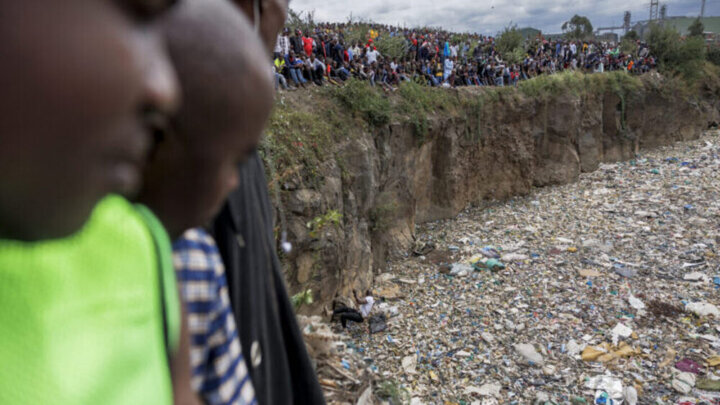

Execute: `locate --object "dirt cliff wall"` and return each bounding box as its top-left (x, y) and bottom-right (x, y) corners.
top-left (264, 72), bottom-right (720, 313)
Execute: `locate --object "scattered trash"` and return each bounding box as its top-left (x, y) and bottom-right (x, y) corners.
top-left (401, 355), bottom-right (417, 374)
top-left (686, 302), bottom-right (720, 318)
top-left (331, 132), bottom-right (720, 403)
top-left (611, 323), bottom-right (633, 346)
top-left (471, 257), bottom-right (506, 272)
top-left (622, 386), bottom-right (638, 405)
top-left (579, 269), bottom-right (603, 277)
top-left (514, 343), bottom-right (545, 366)
top-left (501, 253), bottom-right (528, 262)
top-left (659, 348), bottom-right (678, 368)
top-left (582, 342), bottom-right (639, 363)
top-left (412, 240), bottom-right (435, 256)
top-left (585, 375), bottom-right (624, 404)
top-left (671, 372), bottom-right (696, 394)
top-left (675, 358), bottom-right (702, 374)
top-left (567, 339), bottom-right (583, 357)
top-left (477, 382), bottom-right (502, 397)
top-left (683, 272), bottom-right (710, 282)
top-left (297, 315), bottom-right (373, 404)
top-left (375, 283), bottom-right (402, 300)
top-left (627, 295), bottom-right (645, 311)
top-left (368, 314), bottom-right (388, 334)
top-left (614, 267), bottom-right (637, 278)
top-left (648, 300), bottom-right (685, 318)
top-left (479, 247), bottom-right (501, 259)
top-left (481, 332), bottom-right (496, 344)
top-left (450, 262), bottom-right (473, 277)
top-left (696, 378), bottom-right (720, 391)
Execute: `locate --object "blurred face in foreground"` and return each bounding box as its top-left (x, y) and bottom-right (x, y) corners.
top-left (0, 0), bottom-right (179, 241)
top-left (231, 0), bottom-right (289, 54)
top-left (139, 0), bottom-right (274, 238)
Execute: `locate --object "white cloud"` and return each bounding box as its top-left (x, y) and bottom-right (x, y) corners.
top-left (288, 0), bottom-right (718, 34)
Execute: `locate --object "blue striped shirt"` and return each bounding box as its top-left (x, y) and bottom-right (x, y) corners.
top-left (173, 229), bottom-right (256, 405)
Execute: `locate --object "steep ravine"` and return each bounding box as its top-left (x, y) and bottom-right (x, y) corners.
top-left (269, 74), bottom-right (720, 314)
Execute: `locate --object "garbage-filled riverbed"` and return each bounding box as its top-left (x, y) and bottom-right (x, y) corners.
top-left (333, 130), bottom-right (720, 405)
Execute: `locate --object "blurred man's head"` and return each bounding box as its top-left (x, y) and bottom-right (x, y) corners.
top-left (230, 0), bottom-right (288, 53)
top-left (0, 0), bottom-right (179, 241)
top-left (139, 0), bottom-right (273, 238)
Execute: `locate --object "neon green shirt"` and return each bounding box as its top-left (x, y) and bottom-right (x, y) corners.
top-left (0, 195), bottom-right (179, 405)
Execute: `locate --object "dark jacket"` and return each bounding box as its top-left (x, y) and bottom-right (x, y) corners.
top-left (212, 152), bottom-right (326, 405)
top-left (290, 36), bottom-right (304, 55)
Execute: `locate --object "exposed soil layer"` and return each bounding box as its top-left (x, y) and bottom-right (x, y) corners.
top-left (272, 73), bottom-right (720, 313)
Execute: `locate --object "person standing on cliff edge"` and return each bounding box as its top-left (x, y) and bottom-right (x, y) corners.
top-left (212, 0), bottom-right (327, 403)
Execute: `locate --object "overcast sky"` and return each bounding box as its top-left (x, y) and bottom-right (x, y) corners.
top-left (287, 0), bottom-right (719, 35)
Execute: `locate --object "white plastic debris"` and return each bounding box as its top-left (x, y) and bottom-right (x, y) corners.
top-left (623, 386), bottom-right (638, 405)
top-left (566, 339), bottom-right (583, 357)
top-left (481, 332), bottom-right (495, 344)
top-left (686, 302), bottom-right (720, 317)
top-left (450, 263), bottom-right (472, 277)
top-left (628, 295), bottom-right (646, 310)
top-left (611, 323), bottom-right (634, 346)
top-left (500, 253), bottom-right (528, 262)
top-left (683, 272), bottom-right (710, 282)
top-left (514, 343), bottom-right (544, 366)
top-left (477, 382), bottom-right (501, 397)
top-left (585, 375), bottom-right (624, 403)
top-left (401, 355), bottom-right (417, 374)
top-left (671, 372), bottom-right (696, 394)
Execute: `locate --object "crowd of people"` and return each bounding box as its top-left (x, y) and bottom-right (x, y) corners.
top-left (272, 22), bottom-right (657, 91)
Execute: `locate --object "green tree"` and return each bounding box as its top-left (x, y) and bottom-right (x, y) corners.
top-left (344, 22), bottom-right (372, 46)
top-left (620, 38), bottom-right (638, 55)
top-left (496, 25), bottom-right (523, 53)
top-left (708, 45), bottom-right (720, 66)
top-left (376, 35), bottom-right (407, 61)
top-left (562, 15), bottom-right (594, 40)
top-left (675, 36), bottom-right (707, 80)
top-left (688, 18), bottom-right (704, 37)
top-left (624, 30), bottom-right (639, 41)
top-left (496, 25), bottom-right (524, 62)
top-left (286, 8), bottom-right (315, 35)
top-left (286, 8), bottom-right (304, 32)
top-left (647, 23), bottom-right (681, 63)
top-left (647, 23), bottom-right (706, 80)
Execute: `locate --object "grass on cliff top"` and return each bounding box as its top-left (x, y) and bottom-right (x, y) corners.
top-left (261, 93), bottom-right (345, 187)
top-left (261, 67), bottom-right (712, 187)
top-left (517, 70), bottom-right (643, 100)
top-left (330, 79), bottom-right (392, 127)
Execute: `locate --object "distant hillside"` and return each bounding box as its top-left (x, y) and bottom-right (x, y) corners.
top-left (518, 27), bottom-right (541, 40)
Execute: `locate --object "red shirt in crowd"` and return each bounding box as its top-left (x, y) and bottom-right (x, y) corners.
top-left (302, 36), bottom-right (313, 56)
